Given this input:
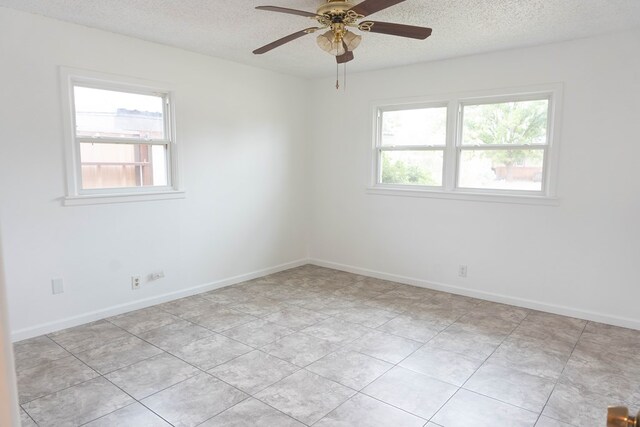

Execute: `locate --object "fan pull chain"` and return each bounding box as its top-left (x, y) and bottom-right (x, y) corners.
top-left (335, 42), bottom-right (340, 90)
top-left (344, 62), bottom-right (347, 92)
top-left (335, 62), bottom-right (348, 91)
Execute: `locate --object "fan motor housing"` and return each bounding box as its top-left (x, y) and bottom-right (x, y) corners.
top-left (317, 0), bottom-right (354, 16)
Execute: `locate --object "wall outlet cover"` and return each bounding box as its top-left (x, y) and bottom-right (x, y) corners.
top-left (458, 265), bottom-right (468, 278)
top-left (51, 278), bottom-right (64, 294)
top-left (148, 271), bottom-right (165, 281)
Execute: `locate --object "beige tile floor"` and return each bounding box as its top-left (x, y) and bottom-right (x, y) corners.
top-left (14, 265), bottom-right (640, 426)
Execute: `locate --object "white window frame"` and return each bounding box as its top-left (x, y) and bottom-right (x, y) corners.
top-left (375, 102), bottom-right (449, 189)
top-left (368, 84), bottom-right (563, 205)
top-left (60, 67), bottom-right (184, 206)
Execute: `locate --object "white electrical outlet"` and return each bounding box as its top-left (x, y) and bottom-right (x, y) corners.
top-left (51, 278), bottom-right (64, 294)
top-left (148, 271), bottom-right (165, 282)
top-left (458, 265), bottom-right (468, 278)
top-left (131, 276), bottom-right (142, 290)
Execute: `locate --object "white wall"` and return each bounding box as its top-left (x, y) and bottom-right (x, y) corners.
top-left (0, 8), bottom-right (309, 340)
top-left (308, 30), bottom-right (640, 329)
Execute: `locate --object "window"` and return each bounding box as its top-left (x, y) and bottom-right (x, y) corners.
top-left (379, 105), bottom-right (447, 187)
top-left (60, 68), bottom-right (183, 205)
top-left (458, 99), bottom-right (548, 192)
top-left (371, 85), bottom-right (561, 203)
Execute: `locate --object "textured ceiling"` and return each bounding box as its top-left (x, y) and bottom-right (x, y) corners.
top-left (2, 0), bottom-right (640, 77)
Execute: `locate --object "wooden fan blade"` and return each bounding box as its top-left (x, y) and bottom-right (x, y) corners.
top-left (337, 41), bottom-right (354, 64)
top-left (255, 6), bottom-right (320, 18)
top-left (337, 50), bottom-right (354, 64)
top-left (349, 0), bottom-right (406, 17)
top-left (253, 28), bottom-right (318, 54)
top-left (362, 21), bottom-right (432, 39)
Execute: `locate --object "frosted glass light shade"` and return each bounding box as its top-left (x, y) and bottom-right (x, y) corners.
top-left (343, 31), bottom-right (362, 51)
top-left (317, 30), bottom-right (346, 56)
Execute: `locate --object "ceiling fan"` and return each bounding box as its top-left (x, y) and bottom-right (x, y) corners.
top-left (252, 0), bottom-right (432, 67)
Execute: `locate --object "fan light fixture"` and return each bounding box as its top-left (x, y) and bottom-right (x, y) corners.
top-left (317, 30), bottom-right (361, 56)
top-left (343, 30), bottom-right (362, 51)
top-left (317, 30), bottom-right (345, 56)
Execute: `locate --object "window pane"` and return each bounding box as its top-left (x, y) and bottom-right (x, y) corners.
top-left (458, 149), bottom-right (544, 191)
top-left (381, 150), bottom-right (443, 186)
top-left (74, 86), bottom-right (165, 140)
top-left (80, 143), bottom-right (168, 189)
top-left (462, 99), bottom-right (548, 146)
top-left (381, 107), bottom-right (447, 146)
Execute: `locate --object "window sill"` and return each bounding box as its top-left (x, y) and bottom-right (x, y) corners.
top-left (366, 187), bottom-right (559, 206)
top-left (63, 190), bottom-right (186, 206)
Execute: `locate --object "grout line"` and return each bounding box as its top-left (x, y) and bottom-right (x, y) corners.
top-left (75, 401), bottom-right (140, 426)
top-left (65, 344), bottom-right (180, 427)
top-left (193, 396), bottom-right (306, 427)
top-left (67, 320), bottom-right (198, 426)
top-left (350, 391), bottom-right (432, 423)
top-left (425, 309), bottom-right (532, 422)
top-left (134, 378), bottom-right (246, 427)
top-left (18, 355), bottom-right (102, 406)
top-left (19, 376), bottom-right (102, 409)
top-left (458, 310), bottom-right (531, 390)
top-left (533, 321), bottom-right (588, 427)
top-left (18, 403), bottom-right (38, 426)
top-left (422, 312), bottom-right (592, 423)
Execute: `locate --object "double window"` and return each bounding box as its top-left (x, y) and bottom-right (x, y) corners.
top-left (373, 86), bottom-right (561, 202)
top-left (61, 69), bottom-right (183, 205)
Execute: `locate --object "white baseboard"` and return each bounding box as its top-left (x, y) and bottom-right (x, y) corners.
top-left (310, 258), bottom-right (640, 331)
top-left (14, 256), bottom-right (639, 341)
top-left (11, 258), bottom-right (309, 342)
